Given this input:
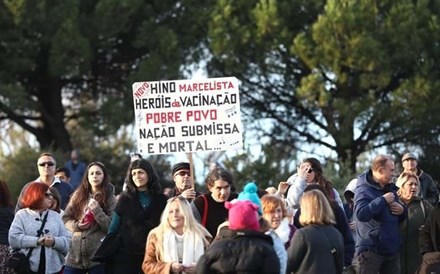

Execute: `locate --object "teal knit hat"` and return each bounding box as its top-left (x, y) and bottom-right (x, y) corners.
top-left (237, 182), bottom-right (262, 215)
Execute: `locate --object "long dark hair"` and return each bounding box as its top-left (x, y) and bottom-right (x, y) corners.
top-left (0, 180), bottom-right (13, 208)
top-left (68, 162), bottom-right (112, 220)
top-left (303, 184), bottom-right (338, 209)
top-left (303, 158), bottom-right (334, 200)
top-left (124, 159), bottom-right (161, 195)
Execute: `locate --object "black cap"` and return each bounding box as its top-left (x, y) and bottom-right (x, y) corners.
top-left (172, 162), bottom-right (190, 175)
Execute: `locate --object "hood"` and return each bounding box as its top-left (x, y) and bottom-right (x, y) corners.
top-left (358, 170), bottom-right (398, 192)
top-left (344, 178), bottom-right (358, 195)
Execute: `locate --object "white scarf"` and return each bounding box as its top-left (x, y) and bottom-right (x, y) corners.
top-left (275, 218), bottom-right (291, 244)
top-left (163, 230), bottom-right (204, 272)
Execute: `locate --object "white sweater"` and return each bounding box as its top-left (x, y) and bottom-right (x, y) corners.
top-left (9, 208), bottom-right (71, 274)
top-left (286, 173), bottom-right (343, 210)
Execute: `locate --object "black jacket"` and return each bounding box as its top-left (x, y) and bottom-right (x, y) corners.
top-left (115, 192), bottom-right (167, 255)
top-left (419, 204), bottom-right (440, 254)
top-left (294, 202), bottom-right (355, 266)
top-left (0, 206), bottom-right (14, 244)
top-left (196, 229), bottom-right (280, 274)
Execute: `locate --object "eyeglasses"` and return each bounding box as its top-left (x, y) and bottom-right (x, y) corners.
top-left (45, 193), bottom-right (53, 198)
top-left (38, 162), bottom-right (55, 167)
top-left (307, 169), bottom-right (314, 174)
top-left (176, 171), bottom-right (191, 177)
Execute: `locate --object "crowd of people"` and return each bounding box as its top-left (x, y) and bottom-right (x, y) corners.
top-left (0, 151), bottom-right (440, 274)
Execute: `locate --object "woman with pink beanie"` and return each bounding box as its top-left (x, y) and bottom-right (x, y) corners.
top-left (195, 200), bottom-right (280, 274)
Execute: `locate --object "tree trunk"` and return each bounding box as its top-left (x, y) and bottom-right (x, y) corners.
top-left (34, 77), bottom-right (72, 153)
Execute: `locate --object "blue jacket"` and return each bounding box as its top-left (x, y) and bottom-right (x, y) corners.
top-left (354, 170), bottom-right (407, 256)
top-left (65, 160), bottom-right (86, 190)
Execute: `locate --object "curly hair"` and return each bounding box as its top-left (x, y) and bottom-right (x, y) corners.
top-left (204, 168), bottom-right (235, 192)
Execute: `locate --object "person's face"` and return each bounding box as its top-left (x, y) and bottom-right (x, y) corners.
top-left (380, 160), bottom-right (396, 184)
top-left (209, 179), bottom-right (231, 202)
top-left (263, 205), bottom-right (283, 229)
top-left (71, 150), bottom-right (78, 161)
top-left (167, 200), bottom-right (185, 230)
top-left (132, 168), bottom-right (149, 189)
top-left (302, 162), bottom-right (316, 184)
top-left (56, 171), bottom-right (70, 183)
top-left (37, 156), bottom-right (56, 178)
top-left (173, 169), bottom-right (192, 191)
top-left (400, 178), bottom-right (419, 201)
top-left (88, 165), bottom-right (104, 188)
top-left (43, 191), bottom-right (53, 209)
top-left (50, 197), bottom-right (59, 210)
top-left (402, 159), bottom-right (417, 172)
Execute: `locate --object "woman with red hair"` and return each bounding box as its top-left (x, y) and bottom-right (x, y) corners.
top-left (261, 194), bottom-right (296, 249)
top-left (9, 182), bottom-right (71, 274)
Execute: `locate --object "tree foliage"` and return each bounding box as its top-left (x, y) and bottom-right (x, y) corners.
top-left (0, 129), bottom-right (174, 199)
top-left (222, 134), bottom-right (297, 192)
top-left (205, 0), bottom-right (440, 174)
top-left (0, 0), bottom-right (209, 152)
top-left (2, 0), bottom-right (440, 184)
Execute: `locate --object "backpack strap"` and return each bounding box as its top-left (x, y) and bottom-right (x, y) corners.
top-left (201, 194), bottom-right (208, 227)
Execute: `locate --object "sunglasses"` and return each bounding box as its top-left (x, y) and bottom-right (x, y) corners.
top-left (307, 169), bottom-right (314, 174)
top-left (38, 162), bottom-right (55, 167)
top-left (176, 171), bottom-right (191, 177)
top-left (45, 193), bottom-right (53, 198)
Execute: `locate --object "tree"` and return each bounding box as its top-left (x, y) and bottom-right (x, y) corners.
top-left (222, 133), bottom-right (297, 192)
top-left (0, 125), bottom-right (174, 198)
top-left (0, 0), bottom-right (210, 152)
top-left (204, 0), bottom-right (440, 174)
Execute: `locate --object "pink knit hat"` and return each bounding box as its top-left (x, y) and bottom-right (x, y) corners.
top-left (225, 200), bottom-right (260, 231)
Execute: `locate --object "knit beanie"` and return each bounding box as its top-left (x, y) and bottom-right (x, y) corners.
top-left (225, 200), bottom-right (260, 231)
top-left (237, 182), bottom-right (262, 215)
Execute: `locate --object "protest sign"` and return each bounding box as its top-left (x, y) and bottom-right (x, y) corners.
top-left (132, 77), bottom-right (243, 155)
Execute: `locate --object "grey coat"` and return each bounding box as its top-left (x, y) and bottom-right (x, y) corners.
top-left (9, 208), bottom-right (71, 274)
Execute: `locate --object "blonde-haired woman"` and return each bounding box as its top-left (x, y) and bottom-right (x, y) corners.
top-left (286, 189), bottom-right (343, 274)
top-left (396, 171), bottom-right (432, 274)
top-left (142, 196), bottom-right (211, 274)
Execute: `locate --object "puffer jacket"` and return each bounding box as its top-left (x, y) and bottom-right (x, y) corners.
top-left (195, 229), bottom-right (280, 274)
top-left (354, 170), bottom-right (407, 256)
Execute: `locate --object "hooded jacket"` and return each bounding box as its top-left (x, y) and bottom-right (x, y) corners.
top-left (196, 229), bottom-right (280, 274)
top-left (354, 170), bottom-right (407, 256)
